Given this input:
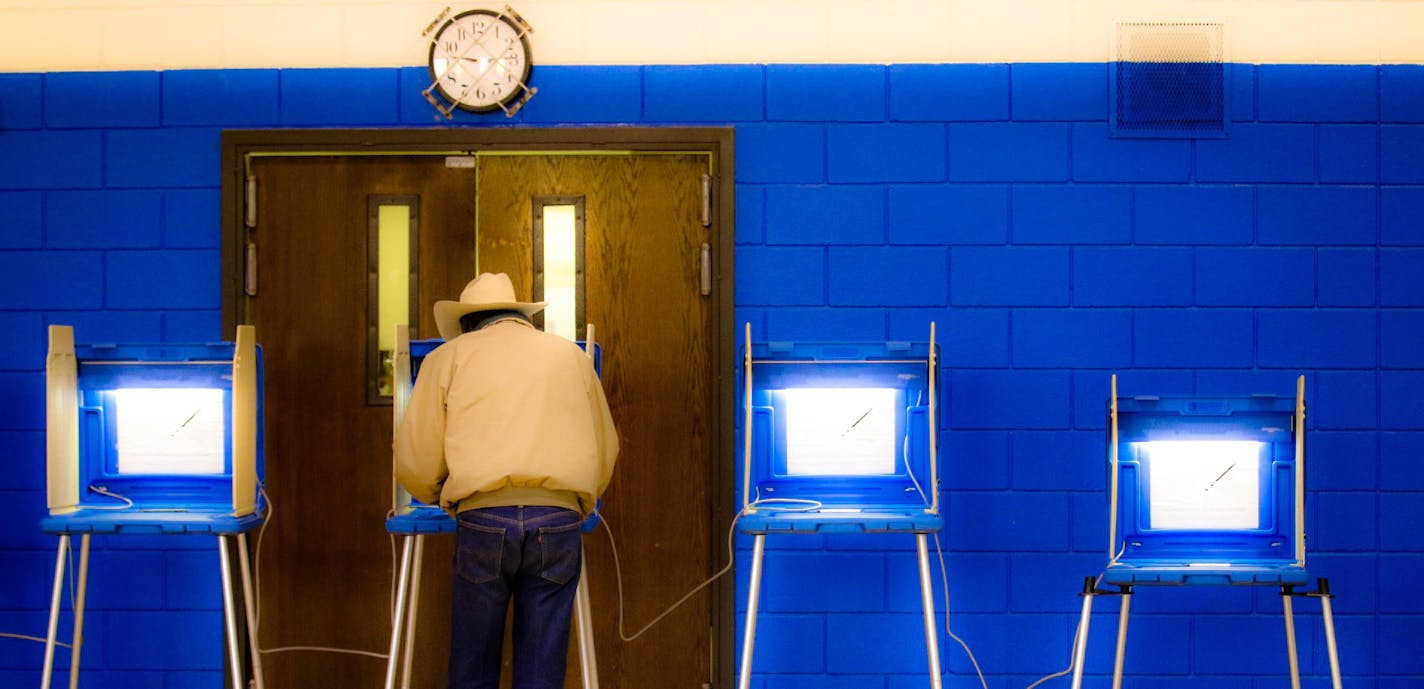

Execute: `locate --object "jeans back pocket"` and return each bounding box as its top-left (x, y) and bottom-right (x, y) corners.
top-left (537, 519), bottom-right (583, 585)
top-left (455, 521), bottom-right (506, 585)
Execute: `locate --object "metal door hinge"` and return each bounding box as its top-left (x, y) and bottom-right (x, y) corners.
top-left (245, 242), bottom-right (257, 296)
top-left (700, 174), bottom-right (712, 228)
top-left (244, 175), bottom-right (257, 229)
top-left (699, 242), bottom-right (711, 296)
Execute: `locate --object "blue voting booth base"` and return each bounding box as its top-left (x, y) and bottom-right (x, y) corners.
top-left (736, 512), bottom-right (943, 534)
top-left (41, 511), bottom-right (264, 536)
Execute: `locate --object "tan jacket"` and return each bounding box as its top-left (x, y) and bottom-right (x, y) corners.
top-left (394, 318), bottom-right (618, 515)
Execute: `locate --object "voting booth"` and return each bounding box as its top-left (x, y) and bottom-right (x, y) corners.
top-left (1067, 375), bottom-right (1341, 689)
top-left (40, 325), bottom-right (265, 689)
top-left (383, 324), bottom-right (604, 689)
top-left (736, 324), bottom-right (944, 689)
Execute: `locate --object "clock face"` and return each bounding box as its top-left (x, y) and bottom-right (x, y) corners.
top-left (428, 9), bottom-right (532, 113)
top-left (1145, 440), bottom-right (1263, 531)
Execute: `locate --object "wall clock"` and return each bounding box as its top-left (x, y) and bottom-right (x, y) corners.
top-left (422, 6), bottom-right (536, 118)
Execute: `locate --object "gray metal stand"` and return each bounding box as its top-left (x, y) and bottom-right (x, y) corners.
top-left (1068, 578), bottom-right (1094, 689)
top-left (915, 533), bottom-right (945, 689)
top-left (383, 535), bottom-right (418, 689)
top-left (1282, 579), bottom-right (1345, 689)
top-left (1067, 577), bottom-right (1344, 689)
top-left (218, 534), bottom-right (266, 689)
top-left (235, 534), bottom-right (265, 689)
top-left (42, 532), bottom-right (261, 689)
top-left (383, 535), bottom-right (599, 689)
top-left (1069, 579), bottom-right (1131, 689)
top-left (573, 555), bottom-right (600, 689)
top-left (40, 533), bottom-right (88, 689)
top-left (400, 536), bottom-right (425, 689)
top-left (39, 534), bottom-right (69, 689)
top-left (1111, 589), bottom-right (1131, 689)
top-left (1283, 590), bottom-right (1301, 689)
top-left (738, 532), bottom-right (943, 689)
top-left (736, 534), bottom-right (766, 689)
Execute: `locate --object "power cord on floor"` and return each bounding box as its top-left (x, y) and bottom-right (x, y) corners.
top-left (0, 492), bottom-right (110, 651)
top-left (1024, 646), bottom-right (1077, 689)
top-left (1022, 544), bottom-right (1125, 688)
top-left (596, 497), bottom-right (821, 642)
top-left (11, 484), bottom-right (406, 664)
top-left (1022, 574), bottom-right (1102, 689)
top-left (251, 485), bottom-right (391, 661)
top-left (0, 633), bottom-right (71, 648)
top-left (597, 493), bottom-right (989, 689)
top-left (905, 428), bottom-right (990, 689)
top-left (933, 533), bottom-right (990, 689)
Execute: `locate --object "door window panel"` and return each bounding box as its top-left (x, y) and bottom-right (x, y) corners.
top-left (532, 196), bottom-right (585, 341)
top-left (368, 195), bottom-right (419, 404)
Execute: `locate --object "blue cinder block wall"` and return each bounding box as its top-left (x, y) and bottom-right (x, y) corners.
top-left (1, 63), bottom-right (1422, 688)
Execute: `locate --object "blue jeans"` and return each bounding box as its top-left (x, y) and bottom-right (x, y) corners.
top-left (449, 506), bottom-right (583, 689)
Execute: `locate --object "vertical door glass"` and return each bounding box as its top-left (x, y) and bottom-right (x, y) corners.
top-left (532, 196), bottom-right (585, 341)
top-left (368, 196), bottom-right (419, 404)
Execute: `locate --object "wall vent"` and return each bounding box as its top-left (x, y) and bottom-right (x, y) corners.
top-left (1111, 22), bottom-right (1227, 138)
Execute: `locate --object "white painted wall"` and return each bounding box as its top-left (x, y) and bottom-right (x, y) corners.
top-left (1, 0), bottom-right (1421, 72)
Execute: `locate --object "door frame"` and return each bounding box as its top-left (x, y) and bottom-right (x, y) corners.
top-left (219, 127), bottom-right (738, 687)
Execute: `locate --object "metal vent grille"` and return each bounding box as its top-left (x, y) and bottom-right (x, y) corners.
top-left (1112, 22), bottom-right (1227, 138)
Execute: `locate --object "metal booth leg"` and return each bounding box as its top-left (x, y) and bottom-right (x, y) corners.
top-left (67, 534), bottom-right (90, 689)
top-left (1111, 586), bottom-right (1132, 689)
top-left (1317, 578), bottom-right (1343, 689)
top-left (1280, 578), bottom-right (1345, 689)
top-left (218, 535), bottom-right (247, 689)
top-left (384, 535), bottom-right (418, 689)
top-left (40, 535), bottom-right (68, 689)
top-left (41, 535), bottom-right (90, 689)
top-left (914, 533), bottom-right (944, 689)
top-left (399, 535), bottom-right (426, 689)
top-left (1281, 585), bottom-right (1302, 689)
top-left (574, 546), bottom-right (599, 689)
top-left (736, 534), bottom-right (766, 689)
top-left (1068, 578), bottom-right (1095, 689)
top-left (237, 532), bottom-right (265, 689)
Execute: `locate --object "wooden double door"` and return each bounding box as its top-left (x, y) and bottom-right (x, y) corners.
top-left (243, 152), bottom-right (716, 689)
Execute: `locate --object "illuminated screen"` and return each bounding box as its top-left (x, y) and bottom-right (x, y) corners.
top-left (783, 387), bottom-right (897, 476)
top-left (1144, 440), bottom-right (1262, 530)
top-left (113, 388), bottom-right (226, 475)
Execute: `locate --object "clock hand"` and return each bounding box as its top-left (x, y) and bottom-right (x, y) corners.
top-left (447, 23), bottom-right (514, 65)
top-left (450, 54), bottom-right (519, 80)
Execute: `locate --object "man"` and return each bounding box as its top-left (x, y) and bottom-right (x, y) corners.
top-left (395, 272), bottom-right (619, 689)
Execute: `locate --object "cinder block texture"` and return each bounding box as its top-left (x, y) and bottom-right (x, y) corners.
top-left (1, 62), bottom-right (1420, 689)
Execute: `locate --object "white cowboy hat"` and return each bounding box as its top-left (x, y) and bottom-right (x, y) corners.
top-left (433, 272), bottom-right (546, 339)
